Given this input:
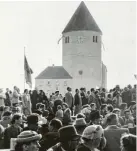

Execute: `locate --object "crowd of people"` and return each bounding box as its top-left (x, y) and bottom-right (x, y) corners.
top-left (0, 84), bottom-right (136, 151)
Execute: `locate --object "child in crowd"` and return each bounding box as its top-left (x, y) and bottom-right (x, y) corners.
top-left (55, 105), bottom-right (63, 121)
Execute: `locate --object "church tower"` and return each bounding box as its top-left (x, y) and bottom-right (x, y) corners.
top-left (62, 1), bottom-right (105, 90)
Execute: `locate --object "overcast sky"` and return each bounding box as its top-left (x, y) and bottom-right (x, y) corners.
top-left (0, 1), bottom-right (136, 92)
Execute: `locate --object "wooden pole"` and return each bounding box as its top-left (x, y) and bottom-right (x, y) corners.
top-left (24, 46), bottom-right (25, 90)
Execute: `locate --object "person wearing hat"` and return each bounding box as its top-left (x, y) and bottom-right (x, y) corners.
top-left (40, 119), bottom-right (62, 151)
top-left (88, 110), bottom-right (102, 126)
top-left (15, 130), bottom-right (41, 151)
top-left (77, 125), bottom-right (106, 151)
top-left (73, 118), bottom-right (87, 135)
top-left (47, 125), bottom-right (81, 151)
top-left (4, 113), bottom-right (22, 148)
top-left (23, 113), bottom-right (40, 133)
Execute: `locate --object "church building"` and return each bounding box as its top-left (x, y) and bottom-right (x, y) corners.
top-left (35, 1), bottom-right (107, 95)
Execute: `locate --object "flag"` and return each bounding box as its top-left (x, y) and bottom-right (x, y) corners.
top-left (24, 55), bottom-right (33, 88)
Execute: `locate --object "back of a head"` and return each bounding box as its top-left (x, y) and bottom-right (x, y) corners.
top-left (27, 114), bottom-right (38, 125)
top-left (101, 104), bottom-right (107, 110)
top-left (50, 119), bottom-right (62, 130)
top-left (106, 113), bottom-right (118, 125)
top-left (106, 104), bottom-right (113, 112)
top-left (11, 113), bottom-right (21, 124)
top-left (76, 113), bottom-right (86, 119)
top-left (121, 134), bottom-right (137, 151)
top-left (120, 103), bottom-right (127, 110)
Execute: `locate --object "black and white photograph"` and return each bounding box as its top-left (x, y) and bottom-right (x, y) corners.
top-left (0, 1), bottom-right (136, 151)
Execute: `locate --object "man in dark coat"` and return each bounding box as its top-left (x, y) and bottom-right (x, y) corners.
top-left (104, 113), bottom-right (129, 151)
top-left (47, 125), bottom-right (80, 151)
top-left (74, 89), bottom-right (82, 115)
top-left (40, 119), bottom-right (62, 151)
top-left (31, 89), bottom-right (40, 112)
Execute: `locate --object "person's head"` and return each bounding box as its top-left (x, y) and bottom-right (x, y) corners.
top-left (106, 104), bottom-right (113, 114)
top-left (124, 110), bottom-right (131, 119)
top-left (39, 124), bottom-right (49, 136)
top-left (90, 111), bottom-right (102, 125)
top-left (64, 108), bottom-right (72, 120)
top-left (11, 113), bottom-right (22, 125)
top-left (24, 89), bottom-right (28, 94)
top-left (42, 110), bottom-right (49, 118)
top-left (90, 88), bottom-right (95, 93)
top-left (107, 93), bottom-right (111, 98)
top-left (40, 104), bottom-right (45, 111)
top-left (14, 86), bottom-right (17, 90)
top-left (67, 87), bottom-right (71, 92)
top-left (76, 113), bottom-right (86, 119)
top-left (90, 103), bottom-right (96, 110)
top-left (121, 134), bottom-right (137, 151)
top-left (36, 103), bottom-right (42, 110)
top-left (27, 114), bottom-right (38, 126)
top-left (55, 91), bottom-right (59, 95)
top-left (62, 103), bottom-right (68, 111)
top-left (101, 104), bottom-right (107, 112)
top-left (82, 125), bottom-right (106, 150)
top-left (49, 119), bottom-right (62, 132)
top-left (87, 91), bottom-right (90, 95)
top-left (116, 85), bottom-right (120, 91)
top-left (15, 131), bottom-right (41, 151)
top-left (57, 105), bottom-right (62, 110)
top-left (75, 89), bottom-right (79, 94)
top-left (59, 125), bottom-right (80, 150)
top-left (127, 84), bottom-right (132, 89)
top-left (109, 89), bottom-right (113, 93)
top-left (120, 103), bottom-right (127, 110)
top-left (106, 113), bottom-right (118, 125)
top-left (74, 118), bottom-right (87, 135)
top-left (102, 88), bottom-right (106, 92)
top-left (6, 88), bottom-right (9, 92)
top-left (113, 108), bottom-right (121, 117)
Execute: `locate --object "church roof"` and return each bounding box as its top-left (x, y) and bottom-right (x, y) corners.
top-left (35, 66), bottom-right (72, 79)
top-left (62, 1), bottom-right (102, 34)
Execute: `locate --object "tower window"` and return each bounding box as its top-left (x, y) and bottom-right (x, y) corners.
top-left (65, 36), bottom-right (69, 43)
top-left (93, 36), bottom-right (98, 43)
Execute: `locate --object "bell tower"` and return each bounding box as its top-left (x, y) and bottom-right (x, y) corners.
top-left (62, 1), bottom-right (105, 90)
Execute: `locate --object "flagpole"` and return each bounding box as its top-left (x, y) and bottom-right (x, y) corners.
top-left (24, 46), bottom-right (25, 90)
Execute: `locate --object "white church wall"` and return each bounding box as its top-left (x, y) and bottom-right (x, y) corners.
top-left (62, 31), bottom-right (102, 90)
top-left (35, 79), bottom-right (72, 96)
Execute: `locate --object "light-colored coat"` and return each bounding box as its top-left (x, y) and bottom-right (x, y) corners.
top-left (65, 92), bottom-right (73, 108)
top-left (11, 90), bottom-right (19, 104)
top-left (22, 94), bottom-right (32, 116)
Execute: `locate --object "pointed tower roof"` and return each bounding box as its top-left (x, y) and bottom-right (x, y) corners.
top-left (62, 1), bottom-right (102, 34)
